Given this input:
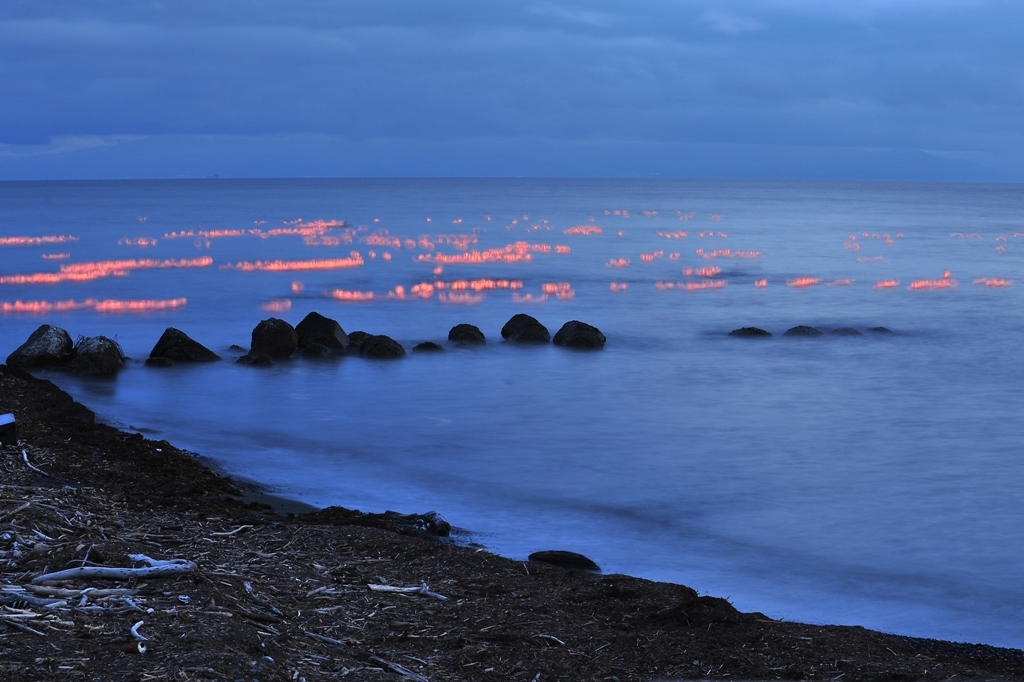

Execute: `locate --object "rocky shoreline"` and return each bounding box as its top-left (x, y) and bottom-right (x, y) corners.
top-left (2, 364), bottom-right (1023, 681)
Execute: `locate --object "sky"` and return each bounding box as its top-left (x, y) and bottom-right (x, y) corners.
top-left (1, 1), bottom-right (1022, 181)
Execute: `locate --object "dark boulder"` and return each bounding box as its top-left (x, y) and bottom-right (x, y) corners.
top-left (149, 327), bottom-right (220, 363)
top-left (296, 311), bottom-right (348, 351)
top-left (448, 323), bottom-right (486, 345)
top-left (784, 325), bottom-right (823, 337)
top-left (64, 336), bottom-right (126, 376)
top-left (528, 550), bottom-right (600, 572)
top-left (729, 327), bottom-right (772, 338)
top-left (144, 356), bottom-right (174, 368)
top-left (6, 324), bottom-right (74, 368)
top-left (237, 354), bottom-right (273, 367)
top-left (250, 318), bottom-right (298, 358)
top-left (359, 335), bottom-right (406, 359)
top-left (501, 313), bottom-right (550, 343)
top-left (413, 341), bottom-right (444, 352)
top-left (346, 331), bottom-right (371, 353)
top-left (553, 320), bottom-right (606, 349)
top-left (829, 327), bottom-right (863, 336)
top-left (868, 326), bottom-right (894, 334)
top-left (301, 342), bottom-right (339, 360)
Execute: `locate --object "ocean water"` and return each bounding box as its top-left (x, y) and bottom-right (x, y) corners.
top-left (1, 178), bottom-right (1023, 648)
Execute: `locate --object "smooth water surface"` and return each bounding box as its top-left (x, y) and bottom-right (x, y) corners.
top-left (1, 179), bottom-right (1022, 647)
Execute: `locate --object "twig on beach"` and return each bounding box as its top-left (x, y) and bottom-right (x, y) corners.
top-left (305, 630), bottom-right (346, 647)
top-left (1, 617), bottom-right (47, 636)
top-left (31, 554), bottom-right (196, 584)
top-left (369, 654), bottom-right (430, 682)
top-left (21, 449), bottom-right (51, 477)
top-left (130, 620), bottom-right (148, 641)
top-left (367, 582), bottom-right (448, 601)
top-left (209, 525), bottom-right (254, 537)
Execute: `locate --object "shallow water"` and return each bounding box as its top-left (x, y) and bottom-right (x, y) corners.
top-left (2, 178), bottom-right (1023, 647)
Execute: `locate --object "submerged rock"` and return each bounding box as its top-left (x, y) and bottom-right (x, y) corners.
top-left (301, 342), bottom-right (339, 360)
top-left (346, 331), bottom-right (371, 353)
top-left (553, 320), bottom-right (606, 349)
top-left (149, 327), bottom-right (221, 364)
top-left (6, 324), bottom-right (75, 368)
top-left (65, 336), bottom-right (126, 376)
top-left (236, 353), bottom-right (273, 367)
top-left (250, 318), bottom-right (298, 358)
top-left (829, 327), bottom-right (863, 336)
top-left (501, 313), bottom-right (550, 343)
top-left (448, 323), bottom-right (486, 345)
top-left (528, 550), bottom-right (600, 572)
top-left (296, 311), bottom-right (348, 351)
top-left (868, 326), bottom-right (894, 334)
top-left (144, 356), bottom-right (174, 368)
top-left (784, 325), bottom-right (823, 337)
top-left (359, 335), bottom-right (406, 359)
top-left (728, 327), bottom-right (773, 338)
top-left (413, 341), bottom-right (444, 352)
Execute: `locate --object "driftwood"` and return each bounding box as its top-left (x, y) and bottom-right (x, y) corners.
top-left (368, 582), bottom-right (448, 601)
top-left (31, 554), bottom-right (196, 585)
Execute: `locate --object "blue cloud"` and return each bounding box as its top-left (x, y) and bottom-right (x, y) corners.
top-left (1, 1), bottom-right (1022, 179)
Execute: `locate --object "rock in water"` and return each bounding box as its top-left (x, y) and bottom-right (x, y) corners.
top-left (346, 331), bottom-right (370, 354)
top-left (301, 342), bottom-right (339, 359)
top-left (250, 318), bottom-right (298, 358)
top-left (6, 324), bottom-right (74, 367)
top-left (296, 311), bottom-right (349, 351)
top-left (359, 335), bottom-right (406, 359)
top-left (729, 327), bottom-right (773, 338)
top-left (148, 327), bottom-right (221, 364)
top-left (65, 336), bottom-right (126, 376)
top-left (528, 550), bottom-right (601, 572)
top-left (501, 313), bottom-right (550, 343)
top-left (413, 341), bottom-right (444, 352)
top-left (553, 320), bottom-right (606, 349)
top-left (784, 325), bottom-right (823, 337)
top-left (448, 323), bottom-right (486, 345)
top-left (829, 327), bottom-right (863, 336)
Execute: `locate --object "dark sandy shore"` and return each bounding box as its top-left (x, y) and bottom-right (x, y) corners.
top-left (1, 364), bottom-right (1022, 681)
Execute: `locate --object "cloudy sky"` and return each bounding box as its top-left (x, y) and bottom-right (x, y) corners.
top-left (1, 1), bottom-right (1022, 180)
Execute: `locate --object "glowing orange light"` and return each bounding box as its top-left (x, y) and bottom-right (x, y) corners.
top-left (291, 281), bottom-right (304, 293)
top-left (682, 266), bottom-right (721, 278)
top-left (563, 226), bottom-right (603, 235)
top-left (972, 278), bottom-right (1013, 287)
top-left (118, 237), bottom-right (158, 247)
top-left (439, 292), bottom-right (485, 304)
top-left (41, 253), bottom-right (70, 261)
top-left (0, 257), bottom-right (213, 285)
top-left (432, 265), bottom-right (444, 276)
top-left (382, 252), bottom-right (392, 261)
top-left (657, 231), bottom-right (689, 239)
top-left (696, 248), bottom-right (762, 260)
top-left (617, 231), bottom-right (625, 237)
top-left (555, 245), bottom-right (571, 254)
top-left (606, 258), bottom-right (630, 268)
top-left (908, 273), bottom-right (958, 290)
top-left (873, 280), bottom-right (900, 289)
top-left (2, 298), bottom-right (187, 314)
top-left (754, 279), bottom-right (768, 289)
top-left (364, 234), bottom-right (402, 249)
top-left (610, 282), bottom-right (628, 292)
top-left (328, 289), bottom-right (375, 301)
top-left (261, 299), bottom-right (292, 312)
top-left (0, 235), bottom-right (79, 247)
top-left (222, 253), bottom-right (364, 272)
top-left (541, 282), bottom-right (575, 300)
top-left (787, 277), bottom-right (821, 288)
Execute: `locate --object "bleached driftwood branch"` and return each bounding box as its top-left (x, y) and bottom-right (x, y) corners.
top-left (367, 582), bottom-right (448, 601)
top-left (31, 554), bottom-right (196, 585)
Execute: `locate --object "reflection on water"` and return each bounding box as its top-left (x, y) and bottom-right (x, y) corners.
top-left (3, 178), bottom-right (1024, 648)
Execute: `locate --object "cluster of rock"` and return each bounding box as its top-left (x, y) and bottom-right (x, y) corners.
top-left (729, 325), bottom-right (893, 338)
top-left (5, 313), bottom-right (606, 375)
top-left (5, 325), bottom-right (126, 376)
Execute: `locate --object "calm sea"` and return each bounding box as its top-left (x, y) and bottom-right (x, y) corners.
top-left (1, 178), bottom-right (1022, 647)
